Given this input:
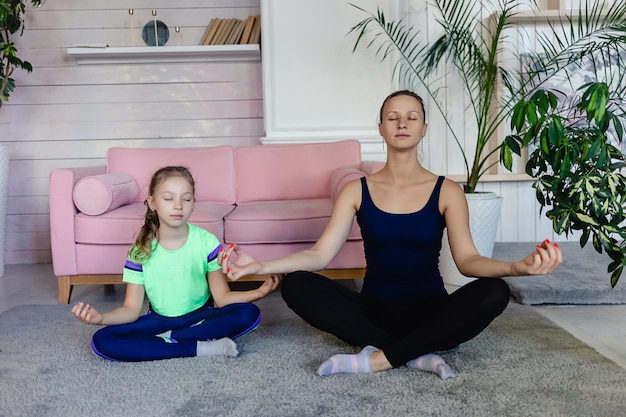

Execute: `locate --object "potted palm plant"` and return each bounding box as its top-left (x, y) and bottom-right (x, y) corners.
top-left (0, 0), bottom-right (41, 108)
top-left (349, 0), bottom-right (626, 285)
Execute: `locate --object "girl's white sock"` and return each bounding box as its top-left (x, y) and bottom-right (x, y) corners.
top-left (196, 337), bottom-right (238, 357)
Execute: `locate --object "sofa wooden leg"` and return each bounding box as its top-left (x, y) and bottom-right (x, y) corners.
top-left (58, 276), bottom-right (73, 304)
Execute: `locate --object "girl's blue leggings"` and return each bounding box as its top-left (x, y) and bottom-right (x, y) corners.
top-left (90, 302), bottom-right (261, 362)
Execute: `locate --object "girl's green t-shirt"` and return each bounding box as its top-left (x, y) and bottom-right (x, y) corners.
top-left (123, 223), bottom-right (223, 317)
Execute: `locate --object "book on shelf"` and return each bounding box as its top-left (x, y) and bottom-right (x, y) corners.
top-left (209, 19), bottom-right (230, 45)
top-left (200, 18), bottom-right (221, 45)
top-left (218, 18), bottom-right (239, 45)
top-left (200, 15), bottom-right (261, 46)
top-left (239, 15), bottom-right (256, 44)
top-left (249, 15), bottom-right (261, 44)
top-left (205, 18), bottom-right (224, 45)
top-left (225, 19), bottom-right (246, 44)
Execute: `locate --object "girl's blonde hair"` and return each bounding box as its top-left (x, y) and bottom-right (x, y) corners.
top-left (129, 166), bottom-right (195, 263)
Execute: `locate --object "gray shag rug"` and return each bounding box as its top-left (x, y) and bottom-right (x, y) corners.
top-left (1, 291), bottom-right (626, 417)
top-left (497, 242), bottom-right (626, 305)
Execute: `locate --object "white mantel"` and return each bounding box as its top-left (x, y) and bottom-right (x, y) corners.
top-left (260, 0), bottom-right (401, 160)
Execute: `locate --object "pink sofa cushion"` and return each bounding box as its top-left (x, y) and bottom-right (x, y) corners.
top-left (73, 173), bottom-right (139, 216)
top-left (74, 203), bottom-right (234, 245)
top-left (106, 146), bottom-right (235, 204)
top-left (234, 140), bottom-right (362, 203)
top-left (224, 199), bottom-right (362, 244)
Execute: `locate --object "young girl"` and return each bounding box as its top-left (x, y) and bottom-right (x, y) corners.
top-left (221, 90), bottom-right (562, 379)
top-left (71, 166), bottom-right (281, 362)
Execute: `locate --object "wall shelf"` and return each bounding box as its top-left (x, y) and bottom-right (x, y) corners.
top-left (66, 45), bottom-right (260, 65)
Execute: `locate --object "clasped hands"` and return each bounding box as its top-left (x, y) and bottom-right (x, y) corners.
top-left (219, 243), bottom-right (282, 290)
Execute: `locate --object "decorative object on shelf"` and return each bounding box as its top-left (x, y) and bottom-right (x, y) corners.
top-left (142, 19), bottom-right (169, 47)
top-left (519, 51), bottom-right (626, 156)
top-left (152, 10), bottom-right (158, 47)
top-left (128, 9), bottom-right (134, 46)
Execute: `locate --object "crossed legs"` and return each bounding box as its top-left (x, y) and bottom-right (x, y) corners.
top-left (281, 271), bottom-right (510, 377)
top-left (91, 302), bottom-right (261, 362)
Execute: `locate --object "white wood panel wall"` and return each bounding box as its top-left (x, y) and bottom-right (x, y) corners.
top-left (1, 0), bottom-right (262, 264)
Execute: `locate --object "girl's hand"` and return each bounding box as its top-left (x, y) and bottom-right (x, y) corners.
top-left (71, 302), bottom-right (104, 325)
top-left (221, 243), bottom-right (263, 281)
top-left (257, 274), bottom-right (282, 297)
top-left (513, 240), bottom-right (563, 276)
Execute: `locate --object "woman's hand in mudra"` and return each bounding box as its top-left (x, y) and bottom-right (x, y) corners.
top-left (220, 243), bottom-right (263, 281)
top-left (514, 239), bottom-right (563, 276)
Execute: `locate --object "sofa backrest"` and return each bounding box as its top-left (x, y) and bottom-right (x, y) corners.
top-left (234, 140), bottom-right (362, 203)
top-left (106, 146), bottom-right (236, 204)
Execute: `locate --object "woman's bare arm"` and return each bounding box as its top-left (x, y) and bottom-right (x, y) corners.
top-left (223, 179), bottom-right (361, 280)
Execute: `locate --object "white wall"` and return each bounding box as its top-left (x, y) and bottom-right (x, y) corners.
top-left (260, 0), bottom-right (398, 160)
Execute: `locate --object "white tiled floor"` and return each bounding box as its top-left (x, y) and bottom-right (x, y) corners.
top-left (2, 263), bottom-right (626, 370)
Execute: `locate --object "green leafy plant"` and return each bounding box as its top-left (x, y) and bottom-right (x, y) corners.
top-left (506, 82), bottom-right (626, 286)
top-left (349, 0), bottom-right (626, 193)
top-left (0, 0), bottom-right (40, 107)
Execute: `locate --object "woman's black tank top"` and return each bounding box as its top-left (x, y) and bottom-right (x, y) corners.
top-left (356, 175), bottom-right (447, 301)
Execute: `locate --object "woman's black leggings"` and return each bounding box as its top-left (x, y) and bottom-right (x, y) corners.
top-left (281, 271), bottom-right (511, 368)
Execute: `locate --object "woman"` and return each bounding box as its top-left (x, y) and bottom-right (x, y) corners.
top-left (221, 90), bottom-right (562, 378)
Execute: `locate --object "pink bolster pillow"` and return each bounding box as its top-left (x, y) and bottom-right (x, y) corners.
top-left (329, 167), bottom-right (366, 200)
top-left (73, 173), bottom-right (139, 215)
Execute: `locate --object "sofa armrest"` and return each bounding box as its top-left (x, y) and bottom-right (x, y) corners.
top-left (329, 167), bottom-right (366, 200)
top-left (360, 160), bottom-right (385, 176)
top-left (330, 161), bottom-right (385, 199)
top-left (49, 166), bottom-right (106, 276)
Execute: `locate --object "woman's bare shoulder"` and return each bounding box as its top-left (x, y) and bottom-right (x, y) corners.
top-left (336, 176), bottom-right (363, 204)
top-left (440, 177), bottom-right (464, 193)
top-left (439, 177), bottom-right (467, 207)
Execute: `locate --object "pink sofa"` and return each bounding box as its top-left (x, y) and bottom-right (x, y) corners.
top-left (49, 140), bottom-right (381, 304)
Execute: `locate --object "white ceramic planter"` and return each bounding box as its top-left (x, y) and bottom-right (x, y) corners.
top-left (439, 191), bottom-right (503, 287)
